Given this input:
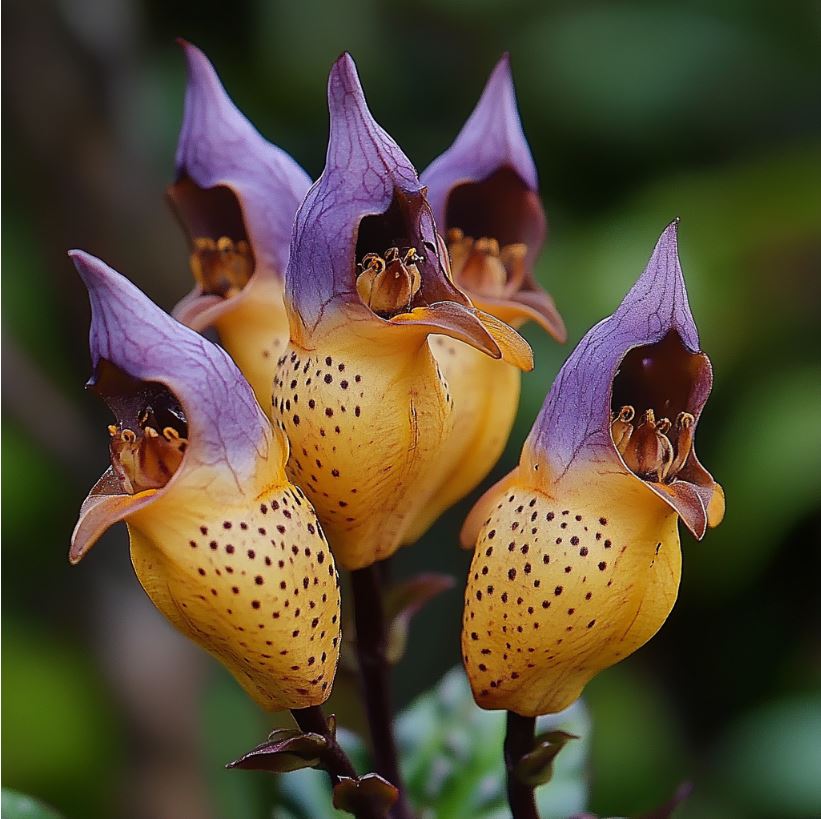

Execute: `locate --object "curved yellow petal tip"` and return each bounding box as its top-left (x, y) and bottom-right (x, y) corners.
top-left (707, 483), bottom-right (725, 528)
top-left (70, 470), bottom-right (158, 565)
top-left (475, 309), bottom-right (533, 371)
top-left (390, 302), bottom-right (501, 358)
top-left (389, 302), bottom-right (531, 369)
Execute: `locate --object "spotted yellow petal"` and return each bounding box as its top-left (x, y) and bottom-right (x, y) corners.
top-left (273, 321), bottom-right (452, 570)
top-left (462, 469), bottom-right (680, 716)
top-left (127, 479), bottom-right (340, 711)
top-left (404, 341), bottom-right (521, 544)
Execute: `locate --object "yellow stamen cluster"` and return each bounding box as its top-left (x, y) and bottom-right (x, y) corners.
top-left (611, 406), bottom-right (694, 483)
top-left (446, 227), bottom-right (527, 297)
top-left (356, 246), bottom-right (422, 316)
top-left (190, 236), bottom-right (253, 298)
top-left (108, 414), bottom-right (188, 494)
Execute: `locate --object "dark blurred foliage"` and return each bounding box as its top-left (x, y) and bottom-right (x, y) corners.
top-left (3, 1), bottom-right (821, 818)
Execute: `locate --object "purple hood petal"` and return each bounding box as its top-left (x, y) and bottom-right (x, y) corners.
top-left (172, 41), bottom-right (311, 277)
top-left (285, 53), bottom-right (466, 333)
top-left (525, 220), bottom-right (706, 481)
top-left (70, 250), bottom-right (272, 486)
top-left (421, 55), bottom-right (544, 259)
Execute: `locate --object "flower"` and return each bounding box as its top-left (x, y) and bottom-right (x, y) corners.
top-left (167, 41), bottom-right (311, 407)
top-left (272, 54), bottom-right (533, 571)
top-left (404, 56), bottom-right (567, 542)
top-left (461, 222), bottom-right (724, 716)
top-left (69, 251), bottom-right (340, 711)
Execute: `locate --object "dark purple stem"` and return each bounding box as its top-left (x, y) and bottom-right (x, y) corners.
top-left (351, 564), bottom-right (414, 819)
top-left (291, 705), bottom-right (357, 784)
top-left (504, 711), bottom-right (540, 819)
top-left (291, 706), bottom-right (384, 819)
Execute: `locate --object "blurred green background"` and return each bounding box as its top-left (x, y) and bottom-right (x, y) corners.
top-left (3, 1), bottom-right (820, 817)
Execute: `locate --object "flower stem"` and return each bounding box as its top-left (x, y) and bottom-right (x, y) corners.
top-left (351, 564), bottom-right (414, 819)
top-left (292, 706), bottom-right (389, 819)
top-left (504, 711), bottom-right (540, 819)
top-left (291, 705), bottom-right (358, 784)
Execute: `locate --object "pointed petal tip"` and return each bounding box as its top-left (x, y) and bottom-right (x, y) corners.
top-left (68, 249), bottom-right (110, 287)
top-left (663, 216), bottom-right (681, 240)
top-left (326, 52), bottom-right (378, 136)
top-left (420, 45), bottom-right (538, 220)
top-left (178, 38), bottom-right (217, 83)
top-left (329, 51), bottom-right (363, 95)
top-left (489, 51), bottom-right (514, 85)
top-left (650, 218), bottom-right (681, 262)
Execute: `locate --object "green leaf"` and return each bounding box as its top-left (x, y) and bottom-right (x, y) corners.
top-left (1, 790), bottom-right (63, 819)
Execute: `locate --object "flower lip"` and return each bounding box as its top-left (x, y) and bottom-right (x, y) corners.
top-left (168, 41), bottom-right (311, 324)
top-left (68, 249), bottom-right (275, 562)
top-left (524, 220), bottom-right (720, 538)
top-left (285, 53), bottom-right (468, 334)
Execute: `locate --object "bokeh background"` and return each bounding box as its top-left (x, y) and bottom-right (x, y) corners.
top-left (3, 1), bottom-right (821, 817)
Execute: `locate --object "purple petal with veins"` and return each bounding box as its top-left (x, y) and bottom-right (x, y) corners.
top-left (285, 53), bottom-right (466, 333)
top-left (70, 250), bottom-right (272, 487)
top-left (173, 41), bottom-right (311, 277)
top-left (421, 54), bottom-right (545, 262)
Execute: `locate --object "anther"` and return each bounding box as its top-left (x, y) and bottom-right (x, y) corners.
top-left (669, 412), bottom-right (695, 476)
top-left (611, 405), bottom-right (635, 451)
top-left (189, 235), bottom-right (253, 298)
top-left (356, 245), bottom-right (422, 316)
top-left (615, 406), bottom-right (696, 483)
top-left (621, 409), bottom-right (674, 482)
top-left (107, 414), bottom-right (188, 495)
top-left (446, 228), bottom-right (528, 297)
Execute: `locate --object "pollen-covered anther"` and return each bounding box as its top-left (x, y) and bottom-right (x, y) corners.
top-left (446, 227), bottom-right (527, 298)
top-left (355, 246), bottom-right (422, 316)
top-left (108, 413), bottom-right (188, 495)
top-left (189, 235), bottom-right (254, 299)
top-left (669, 411), bottom-right (695, 476)
top-left (610, 405), bottom-right (635, 450)
top-left (613, 407), bottom-right (698, 484)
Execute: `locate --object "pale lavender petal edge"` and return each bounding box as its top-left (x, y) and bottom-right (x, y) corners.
top-left (175, 41), bottom-right (312, 276)
top-left (421, 54), bottom-right (538, 226)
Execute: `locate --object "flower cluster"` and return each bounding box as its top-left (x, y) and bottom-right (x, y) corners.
top-left (68, 41), bottom-right (723, 810)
